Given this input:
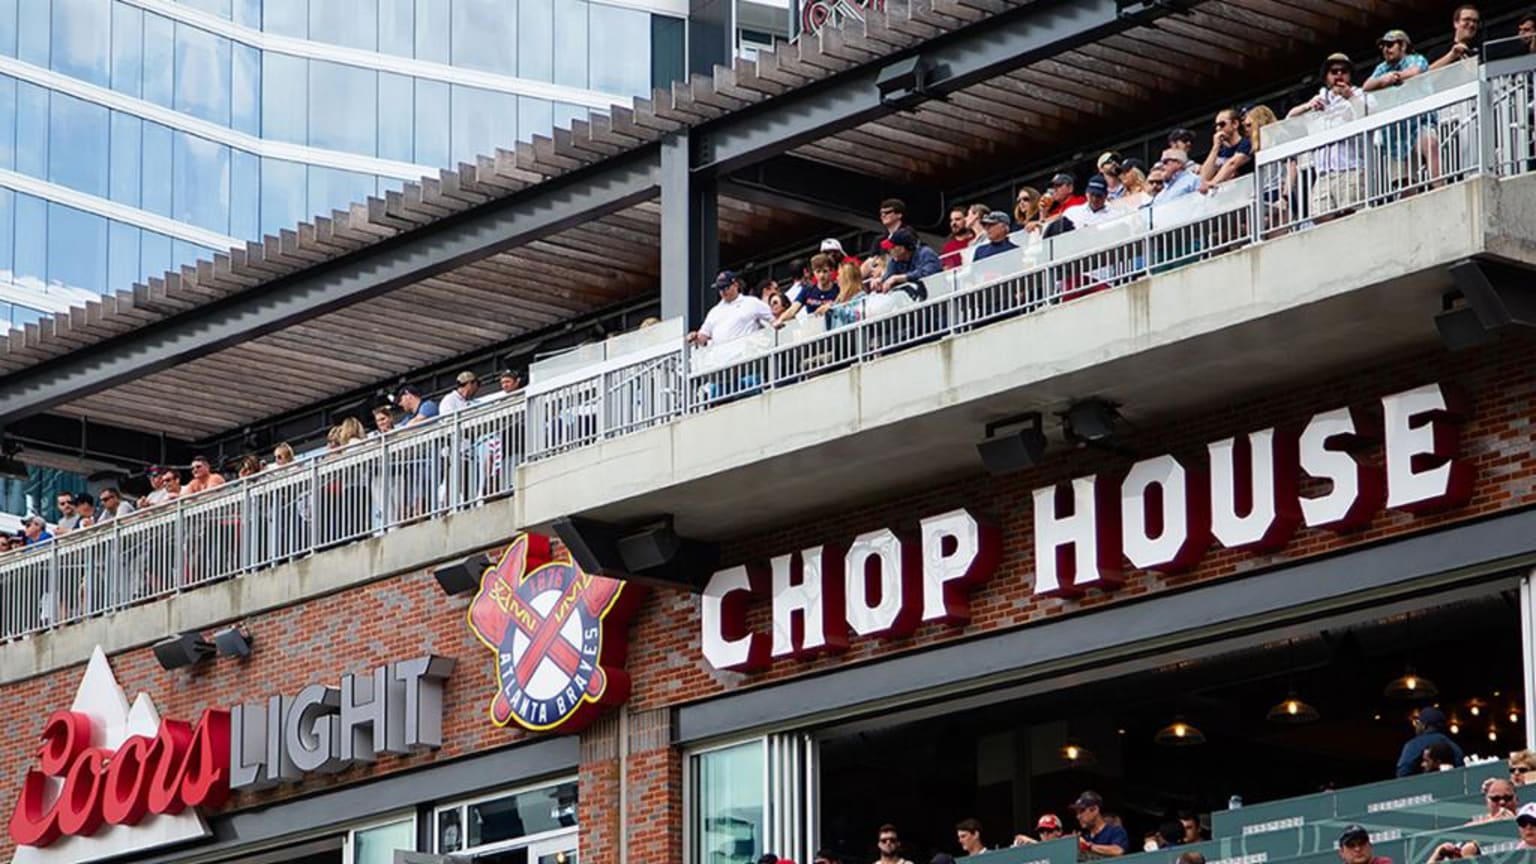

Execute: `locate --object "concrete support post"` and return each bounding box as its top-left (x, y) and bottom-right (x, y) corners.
top-left (661, 131), bottom-right (718, 330)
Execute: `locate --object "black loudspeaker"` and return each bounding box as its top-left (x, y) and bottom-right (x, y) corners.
top-left (876, 55), bottom-right (933, 105)
top-left (551, 516), bottom-right (628, 577)
top-left (1435, 306), bottom-right (1494, 352)
top-left (977, 429), bottom-right (1047, 475)
top-left (433, 552), bottom-right (493, 596)
top-left (1451, 259), bottom-right (1536, 331)
top-left (153, 632), bottom-right (215, 670)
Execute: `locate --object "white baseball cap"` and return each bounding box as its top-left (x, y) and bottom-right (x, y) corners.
top-left (1517, 802), bottom-right (1536, 825)
top-left (819, 238), bottom-right (844, 253)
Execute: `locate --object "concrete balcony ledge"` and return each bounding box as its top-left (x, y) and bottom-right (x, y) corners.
top-left (515, 175), bottom-right (1536, 539)
top-left (0, 496), bottom-right (517, 684)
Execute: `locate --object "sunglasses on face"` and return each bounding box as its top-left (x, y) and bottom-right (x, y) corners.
top-left (1513, 766), bottom-right (1531, 774)
top-left (1491, 795), bottom-right (1517, 803)
top-left (879, 838), bottom-right (899, 845)
top-left (1328, 66), bottom-right (1350, 76)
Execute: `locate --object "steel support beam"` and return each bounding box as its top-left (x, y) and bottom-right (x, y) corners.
top-left (720, 153), bottom-right (944, 233)
top-left (0, 147), bottom-right (662, 428)
top-left (694, 0), bottom-right (1165, 175)
top-left (661, 131), bottom-right (718, 328)
top-left (7, 413), bottom-right (188, 471)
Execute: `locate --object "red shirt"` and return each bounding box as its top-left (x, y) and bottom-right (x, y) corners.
top-left (940, 235), bottom-right (973, 270)
top-left (1047, 195), bottom-right (1086, 218)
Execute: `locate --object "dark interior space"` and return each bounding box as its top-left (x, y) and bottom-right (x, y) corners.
top-left (818, 588), bottom-right (1526, 863)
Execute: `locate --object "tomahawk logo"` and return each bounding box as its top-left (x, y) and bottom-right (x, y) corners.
top-left (8, 647), bottom-right (228, 864)
top-left (467, 533), bottom-right (643, 733)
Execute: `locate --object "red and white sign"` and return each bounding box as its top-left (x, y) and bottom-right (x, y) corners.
top-left (702, 509), bottom-right (1001, 671)
top-left (7, 647), bottom-right (229, 864)
top-left (700, 383), bottom-right (1471, 672)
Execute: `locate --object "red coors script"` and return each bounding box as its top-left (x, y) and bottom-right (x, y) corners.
top-left (8, 708), bottom-right (231, 848)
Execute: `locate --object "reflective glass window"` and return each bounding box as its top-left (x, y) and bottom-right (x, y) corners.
top-left (173, 132), bottom-right (230, 234)
top-left (142, 13), bottom-right (174, 109)
top-left (109, 112), bottom-right (141, 206)
top-left (414, 79), bottom-right (448, 168)
top-left (14, 193), bottom-right (46, 292)
top-left (518, 96), bottom-right (552, 144)
top-left (309, 60), bottom-right (376, 155)
top-left (553, 0), bottom-right (588, 89)
top-left (379, 0), bottom-right (413, 57)
top-left (15, 82), bottom-right (47, 177)
top-left (307, 166), bottom-right (375, 219)
top-left (261, 53), bottom-right (307, 144)
top-left (107, 220), bottom-right (139, 292)
top-left (233, 0), bottom-right (260, 29)
top-left (0, 76), bottom-right (15, 170)
top-left (174, 23), bottom-right (231, 126)
top-left (0, 189), bottom-right (14, 281)
top-left (232, 42), bottom-right (259, 136)
top-left (47, 203), bottom-right (106, 293)
top-left (179, 0), bottom-right (231, 17)
top-left (263, 0), bottom-right (307, 37)
top-left (652, 14), bottom-right (686, 91)
top-left (51, 0), bottom-right (109, 87)
top-left (230, 148), bottom-right (258, 241)
top-left (353, 819), bottom-right (414, 864)
top-left (310, 0), bottom-right (376, 50)
top-left (463, 781), bottom-right (579, 848)
top-left (555, 102), bottom-right (587, 132)
top-left (0, 0), bottom-right (17, 57)
top-left (590, 4), bottom-right (651, 97)
top-left (451, 0), bottom-right (517, 76)
top-left (17, 0), bottom-right (46, 68)
top-left (48, 92), bottom-right (109, 198)
top-left (141, 122), bottom-right (173, 216)
top-left (415, 0), bottom-right (449, 62)
top-left (11, 303), bottom-right (42, 328)
top-left (13, 191), bottom-right (44, 285)
top-left (259, 157), bottom-right (306, 237)
top-left (172, 239), bottom-right (213, 271)
top-left (450, 85), bottom-right (516, 167)
top-left (110, 3), bottom-right (143, 97)
top-left (519, 0), bottom-right (553, 82)
top-left (692, 741), bottom-right (767, 864)
top-left (378, 72), bottom-right (414, 164)
top-left (140, 229), bottom-right (171, 279)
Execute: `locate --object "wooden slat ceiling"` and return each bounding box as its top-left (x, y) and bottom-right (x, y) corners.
top-left (793, 0), bottom-right (1467, 184)
top-left (0, 0), bottom-right (1470, 440)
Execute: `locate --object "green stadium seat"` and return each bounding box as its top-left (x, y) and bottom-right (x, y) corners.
top-left (968, 836), bottom-right (1080, 864)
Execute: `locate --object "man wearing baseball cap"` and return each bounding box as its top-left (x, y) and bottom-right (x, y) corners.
top-left (439, 370), bottom-right (480, 415)
top-left (971, 211), bottom-right (1018, 263)
top-left (1043, 173), bottom-right (1086, 220)
top-left (1072, 791), bottom-right (1129, 857)
top-left (688, 270), bottom-right (774, 347)
top-left (878, 228), bottom-right (941, 300)
top-left (1012, 813), bottom-right (1065, 846)
top-left (1395, 706), bottom-right (1463, 777)
top-left (1517, 802), bottom-right (1536, 848)
top-left (1097, 152), bottom-right (1127, 201)
top-left (1335, 825), bottom-right (1390, 864)
top-left (1364, 30), bottom-right (1435, 196)
top-left (1064, 176), bottom-right (1119, 228)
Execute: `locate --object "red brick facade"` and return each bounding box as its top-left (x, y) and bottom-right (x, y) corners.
top-left (3, 340), bottom-right (1535, 863)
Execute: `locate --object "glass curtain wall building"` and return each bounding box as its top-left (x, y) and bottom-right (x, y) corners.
top-left (0, 0), bottom-right (687, 328)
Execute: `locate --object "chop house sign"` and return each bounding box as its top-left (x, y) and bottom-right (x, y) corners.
top-left (701, 383), bottom-right (1470, 671)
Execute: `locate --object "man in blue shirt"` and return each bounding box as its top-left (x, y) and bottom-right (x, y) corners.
top-left (21, 515), bottom-right (52, 546)
top-left (971, 211), bottom-right (1018, 262)
top-left (1365, 30), bottom-right (1434, 193)
top-left (1153, 149), bottom-right (1201, 207)
top-left (397, 384), bottom-right (440, 427)
top-left (1395, 706), bottom-right (1465, 777)
top-left (1072, 791), bottom-right (1129, 858)
top-left (880, 228), bottom-right (941, 300)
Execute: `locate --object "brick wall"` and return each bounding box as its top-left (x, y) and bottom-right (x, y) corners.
top-left (4, 340), bottom-right (1536, 864)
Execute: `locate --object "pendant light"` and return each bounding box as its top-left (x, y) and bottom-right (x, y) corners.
top-left (1155, 716), bottom-right (1206, 746)
top-left (1384, 613), bottom-right (1438, 700)
top-left (1060, 740), bottom-right (1097, 766)
top-left (1268, 640), bottom-right (1321, 724)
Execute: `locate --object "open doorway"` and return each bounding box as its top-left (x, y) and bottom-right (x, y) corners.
top-left (816, 586), bottom-right (1526, 863)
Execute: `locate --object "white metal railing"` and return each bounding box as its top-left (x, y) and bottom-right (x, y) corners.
top-left (0, 397), bottom-right (526, 640)
top-left (6, 55), bottom-right (1536, 643)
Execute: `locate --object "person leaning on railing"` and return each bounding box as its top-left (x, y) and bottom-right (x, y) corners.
top-left (1287, 52), bottom-right (1369, 223)
top-left (877, 228), bottom-right (941, 301)
top-left (1363, 30), bottom-right (1438, 195)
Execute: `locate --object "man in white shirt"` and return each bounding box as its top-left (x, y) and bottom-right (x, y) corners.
top-left (1063, 175), bottom-right (1121, 227)
top-left (688, 270), bottom-right (774, 346)
top-left (438, 371), bottom-right (479, 414)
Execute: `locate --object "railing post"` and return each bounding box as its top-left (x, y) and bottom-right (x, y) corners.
top-left (240, 480), bottom-right (253, 573)
top-left (379, 435), bottom-right (392, 531)
top-left (47, 540), bottom-right (59, 625)
top-left (110, 518), bottom-right (123, 612)
top-left (1478, 68), bottom-right (1497, 176)
top-left (448, 411), bottom-right (464, 511)
top-left (172, 498), bottom-right (186, 591)
top-left (307, 458), bottom-right (320, 555)
top-left (595, 374), bottom-right (609, 443)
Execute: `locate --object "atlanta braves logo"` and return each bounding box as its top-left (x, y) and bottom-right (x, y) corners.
top-left (467, 534), bottom-right (643, 733)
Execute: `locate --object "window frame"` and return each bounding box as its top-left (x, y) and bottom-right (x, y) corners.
top-left (431, 775), bottom-right (581, 858)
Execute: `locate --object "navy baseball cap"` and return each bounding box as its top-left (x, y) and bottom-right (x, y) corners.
top-left (886, 228), bottom-right (919, 249)
top-left (1086, 175), bottom-right (1109, 195)
top-left (1337, 825), bottom-right (1370, 847)
top-left (1049, 172), bottom-right (1075, 188)
top-left (712, 270), bottom-right (739, 291)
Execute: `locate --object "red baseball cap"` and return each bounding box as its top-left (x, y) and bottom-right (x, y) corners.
top-left (1038, 814), bottom-right (1062, 830)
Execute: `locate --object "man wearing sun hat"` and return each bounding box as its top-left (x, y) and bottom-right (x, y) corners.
top-left (1364, 29), bottom-right (1436, 197)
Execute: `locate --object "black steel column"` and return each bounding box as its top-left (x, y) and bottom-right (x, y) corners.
top-left (660, 131), bottom-right (718, 329)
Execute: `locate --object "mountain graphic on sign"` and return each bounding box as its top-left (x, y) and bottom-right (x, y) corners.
top-left (13, 646), bottom-right (211, 864)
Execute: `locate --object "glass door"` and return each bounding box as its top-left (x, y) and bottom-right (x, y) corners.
top-left (528, 836), bottom-right (578, 864)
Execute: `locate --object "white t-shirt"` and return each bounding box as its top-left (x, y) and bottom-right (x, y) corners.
top-left (440, 389), bottom-right (470, 415)
top-left (1063, 202), bottom-right (1121, 227)
top-left (699, 294), bottom-right (773, 344)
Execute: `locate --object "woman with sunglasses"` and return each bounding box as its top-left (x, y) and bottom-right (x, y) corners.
top-left (1511, 749), bottom-right (1536, 785)
top-left (1013, 186), bottom-right (1042, 231)
top-left (1198, 107), bottom-right (1253, 193)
